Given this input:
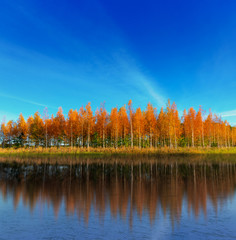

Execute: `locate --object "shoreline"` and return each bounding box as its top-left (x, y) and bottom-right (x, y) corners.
top-left (0, 147), bottom-right (236, 164)
top-left (1, 146), bottom-right (236, 156)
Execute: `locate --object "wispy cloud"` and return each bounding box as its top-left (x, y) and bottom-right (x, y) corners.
top-left (221, 109), bottom-right (236, 117)
top-left (0, 92), bottom-right (56, 109)
top-left (0, 1), bottom-right (168, 112)
top-left (135, 72), bottom-right (166, 107)
top-left (129, 69), bottom-right (166, 107)
top-left (113, 53), bottom-right (167, 108)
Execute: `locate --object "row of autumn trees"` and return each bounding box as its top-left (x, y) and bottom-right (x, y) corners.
top-left (1, 100), bottom-right (236, 148)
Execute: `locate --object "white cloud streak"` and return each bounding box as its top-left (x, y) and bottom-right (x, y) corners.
top-left (0, 92), bottom-right (56, 109)
top-left (113, 54), bottom-right (167, 108)
top-left (221, 109), bottom-right (236, 117)
top-left (137, 73), bottom-right (166, 107)
top-left (0, 1), bottom-right (167, 111)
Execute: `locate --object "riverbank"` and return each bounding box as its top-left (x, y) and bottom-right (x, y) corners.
top-left (1, 146), bottom-right (236, 157)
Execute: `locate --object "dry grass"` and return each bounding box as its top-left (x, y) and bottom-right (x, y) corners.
top-left (0, 147), bottom-right (236, 165)
top-left (0, 146), bottom-right (236, 157)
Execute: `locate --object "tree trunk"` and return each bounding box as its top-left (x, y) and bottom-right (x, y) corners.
top-left (115, 124), bottom-right (118, 149)
top-left (81, 124), bottom-right (84, 148)
top-left (174, 126), bottom-right (177, 148)
top-left (150, 134), bottom-right (152, 148)
top-left (139, 127), bottom-right (141, 148)
top-left (46, 122), bottom-right (48, 149)
top-left (102, 127), bottom-right (105, 148)
top-left (71, 123), bottom-right (73, 147)
top-left (130, 118), bottom-right (133, 148)
top-left (87, 124), bottom-right (90, 149)
top-left (191, 128), bottom-right (194, 147)
top-left (202, 123), bottom-right (204, 147)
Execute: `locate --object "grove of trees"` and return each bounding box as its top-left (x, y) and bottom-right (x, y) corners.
top-left (1, 100), bottom-right (235, 148)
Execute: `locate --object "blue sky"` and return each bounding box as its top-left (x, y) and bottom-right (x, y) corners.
top-left (0, 0), bottom-right (236, 124)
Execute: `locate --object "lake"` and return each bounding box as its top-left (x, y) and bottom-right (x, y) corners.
top-left (1, 158), bottom-right (236, 239)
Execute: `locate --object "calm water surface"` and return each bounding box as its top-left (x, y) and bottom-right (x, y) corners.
top-left (1, 158), bottom-right (236, 239)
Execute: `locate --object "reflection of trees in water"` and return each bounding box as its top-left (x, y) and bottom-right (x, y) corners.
top-left (0, 161), bottom-right (236, 226)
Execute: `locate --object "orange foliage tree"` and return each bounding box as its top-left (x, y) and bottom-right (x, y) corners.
top-left (133, 107), bottom-right (144, 148)
top-left (109, 107), bottom-right (119, 148)
top-left (144, 103), bottom-right (156, 148)
top-left (0, 100), bottom-right (235, 149)
top-left (84, 102), bottom-right (94, 149)
top-left (95, 103), bottom-right (108, 148)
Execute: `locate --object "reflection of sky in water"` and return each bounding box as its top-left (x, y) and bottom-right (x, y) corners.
top-left (1, 194), bottom-right (236, 239)
top-left (1, 163), bottom-right (236, 239)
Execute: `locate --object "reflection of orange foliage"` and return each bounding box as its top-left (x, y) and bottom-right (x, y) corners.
top-left (0, 162), bottom-right (236, 226)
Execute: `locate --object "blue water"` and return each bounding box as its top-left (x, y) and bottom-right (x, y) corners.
top-left (0, 162), bottom-right (236, 239)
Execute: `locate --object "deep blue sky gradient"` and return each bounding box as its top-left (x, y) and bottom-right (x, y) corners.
top-left (0, 0), bottom-right (236, 124)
